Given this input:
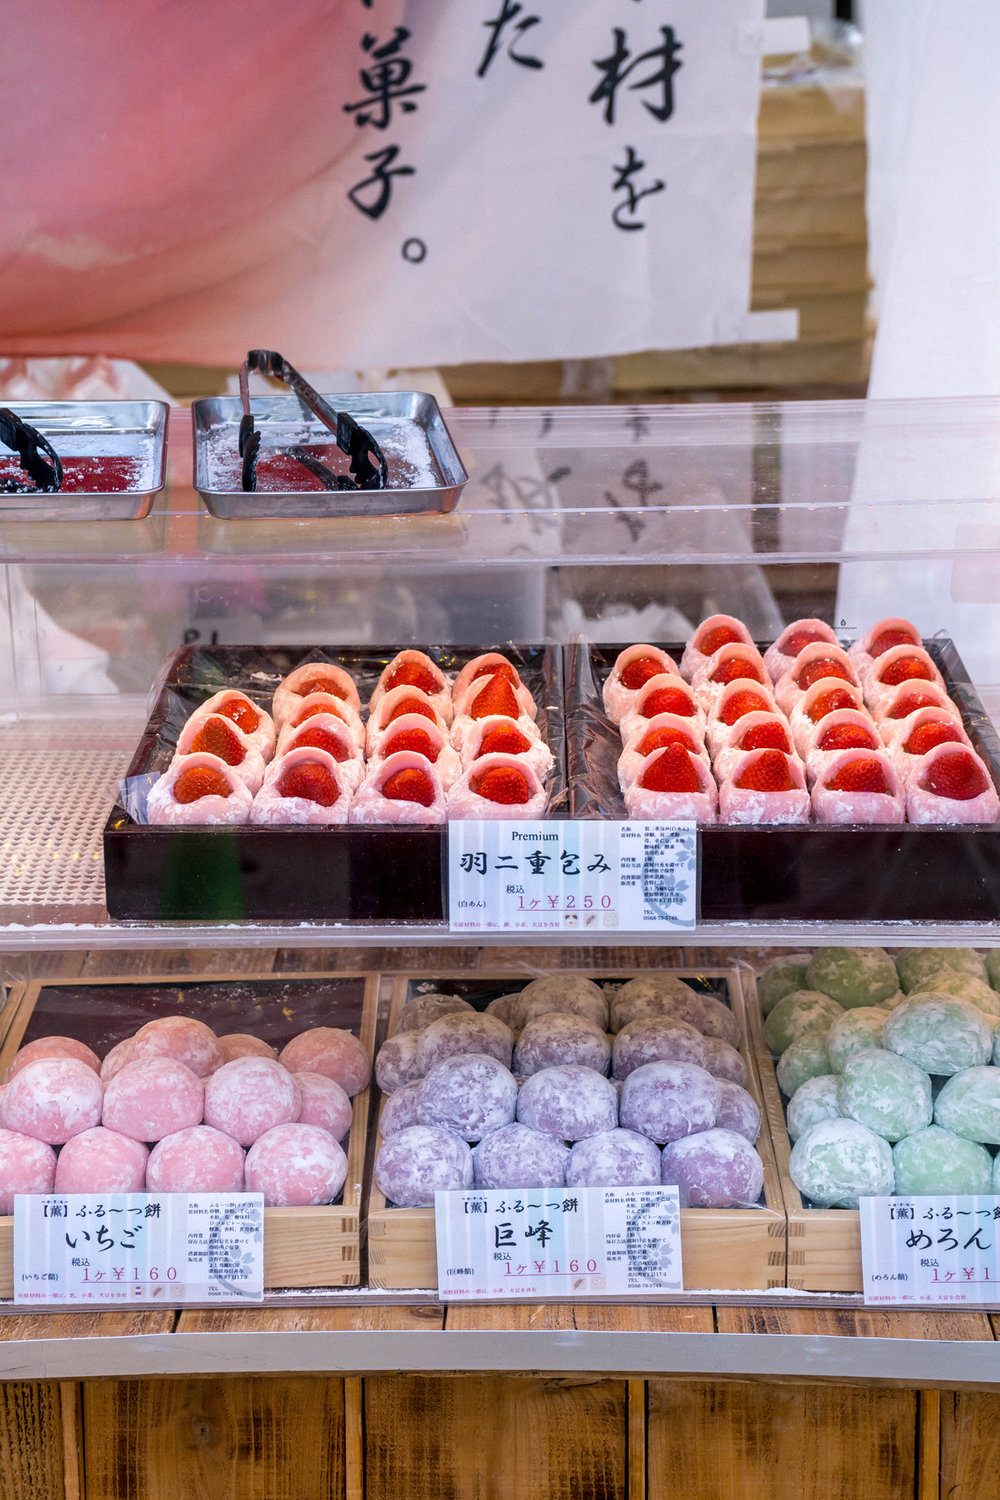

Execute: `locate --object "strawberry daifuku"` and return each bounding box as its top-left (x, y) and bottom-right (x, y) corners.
top-left (718, 750), bottom-right (809, 825)
top-left (350, 750), bottom-right (447, 825)
top-left (811, 749), bottom-right (905, 825)
top-left (603, 644), bottom-right (680, 725)
top-left (623, 744), bottom-right (718, 824)
top-left (446, 753), bottom-right (547, 820)
top-left (906, 744), bottom-right (1000, 824)
top-left (147, 752), bottom-right (253, 826)
top-left (272, 661), bottom-right (360, 726)
top-left (251, 746), bottom-right (352, 825)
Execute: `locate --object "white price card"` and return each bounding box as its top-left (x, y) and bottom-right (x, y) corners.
top-left (860, 1195), bottom-right (1000, 1305)
top-left (435, 1185), bottom-right (682, 1299)
top-left (448, 819), bottom-right (698, 932)
top-left (13, 1193), bottom-right (265, 1305)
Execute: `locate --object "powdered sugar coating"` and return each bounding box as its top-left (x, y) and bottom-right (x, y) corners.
top-left (612, 1016), bottom-right (708, 1078)
top-left (147, 752), bottom-right (253, 826)
top-left (379, 1081), bottom-right (422, 1136)
top-left (718, 751), bottom-right (810, 825)
top-left (282, 693), bottom-right (366, 752)
top-left (452, 654), bottom-right (527, 716)
top-left (566, 1127), bottom-right (662, 1188)
top-left (785, 1074), bottom-right (841, 1141)
top-left (203, 1057), bottom-right (302, 1146)
top-left (8, 1036), bottom-right (100, 1079)
top-left (245, 1123), bottom-right (348, 1206)
top-left (374, 1124), bottom-right (473, 1206)
top-left (278, 1028), bottom-right (371, 1097)
top-left (661, 1128), bottom-right (764, 1207)
top-left (514, 975), bottom-right (609, 1031)
top-left (788, 1116), bottom-right (894, 1206)
top-left (460, 714), bottom-right (553, 781)
top-left (130, 1016), bottom-right (223, 1079)
top-left (619, 1061), bottom-right (721, 1144)
top-left (395, 993), bottom-right (476, 1035)
top-left (701, 1036), bottom-right (748, 1087)
top-left (513, 1013), bottom-right (612, 1077)
top-left (603, 645), bottom-right (681, 725)
top-left (349, 750), bottom-right (447, 826)
top-left (54, 1127), bottom-right (148, 1193)
top-left (714, 1081), bottom-right (760, 1143)
top-left (1, 1057), bottom-right (104, 1144)
top-left (102, 1058), bottom-right (203, 1143)
top-left (692, 645), bottom-right (769, 712)
top-left (415, 1013), bottom-right (515, 1072)
top-left (218, 1034), bottom-right (279, 1064)
top-left (146, 1126), bottom-right (245, 1193)
top-left (416, 1053), bottom-right (518, 1141)
top-left (774, 642), bottom-right (860, 716)
top-left (376, 1032), bottom-right (424, 1093)
top-left (0, 1129), bottom-right (56, 1211)
top-left (905, 744), bottom-right (1000, 825)
top-left (473, 1122), bottom-right (570, 1188)
top-left (609, 976), bottom-right (705, 1033)
top-left (485, 993), bottom-right (521, 1027)
top-left (811, 749), bottom-right (904, 825)
top-left (516, 1064), bottom-right (618, 1141)
top-left (367, 687), bottom-right (449, 755)
top-left (251, 746), bottom-right (352, 825)
top-left (293, 1072), bottom-right (353, 1139)
top-left (275, 711), bottom-right (365, 776)
top-left (623, 751), bottom-right (718, 825)
top-left (445, 752), bottom-right (546, 819)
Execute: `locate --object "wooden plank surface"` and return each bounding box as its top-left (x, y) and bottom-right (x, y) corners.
top-left (938, 1390), bottom-right (1000, 1500)
top-left (0, 1379), bottom-right (70, 1500)
top-left (718, 1305), bottom-right (996, 1342)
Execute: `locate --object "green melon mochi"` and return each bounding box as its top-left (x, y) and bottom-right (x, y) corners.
top-left (806, 947), bottom-right (899, 1008)
top-left (836, 1047), bottom-right (932, 1142)
top-left (892, 1126), bottom-right (993, 1196)
top-left (763, 990), bottom-right (844, 1056)
top-left (786, 1074), bottom-right (841, 1142)
top-left (910, 971), bottom-right (1000, 1019)
top-left (757, 955), bottom-right (813, 1016)
top-left (827, 1007), bottom-right (890, 1072)
top-left (896, 948), bottom-right (987, 993)
top-left (985, 950), bottom-right (1000, 991)
top-left (776, 1033), bottom-right (832, 1097)
top-left (933, 1066), bottom-right (1000, 1144)
top-left (882, 993), bottom-right (993, 1076)
top-left (788, 1116), bottom-right (893, 1207)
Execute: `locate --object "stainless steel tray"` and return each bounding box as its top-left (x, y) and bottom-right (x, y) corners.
top-left (0, 401), bottom-right (168, 521)
top-left (192, 391), bottom-right (468, 519)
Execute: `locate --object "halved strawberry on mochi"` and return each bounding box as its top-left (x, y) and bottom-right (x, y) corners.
top-left (774, 642), bottom-right (861, 717)
top-left (704, 681), bottom-right (779, 759)
top-left (445, 753), bottom-right (547, 821)
top-left (368, 713), bottom-right (462, 790)
top-left (881, 706), bottom-right (972, 785)
top-left (622, 744), bottom-right (718, 823)
top-left (272, 661), bottom-right (361, 727)
top-left (679, 614), bottom-right (755, 682)
top-left (617, 713), bottom-right (709, 792)
top-left (460, 713), bottom-right (552, 782)
top-left (905, 744), bottom-right (1000, 825)
top-left (284, 691), bottom-right (366, 753)
top-left (803, 709), bottom-right (882, 787)
top-left (452, 653), bottom-right (526, 716)
top-left (451, 672), bottom-right (538, 752)
top-left (194, 690), bottom-right (276, 760)
top-left (273, 713), bottom-right (366, 792)
top-left (847, 617), bottom-right (922, 681)
top-left (369, 650), bottom-right (453, 725)
top-left (175, 712), bottom-right (268, 794)
top-left (602, 643), bottom-right (680, 725)
top-left (713, 712), bottom-right (797, 783)
top-left (147, 752), bottom-right (253, 826)
top-left (251, 747), bottom-right (352, 825)
top-left (788, 679), bottom-right (869, 757)
top-left (763, 618), bottom-right (839, 684)
top-left (367, 686), bottom-right (449, 757)
top-left (619, 674), bottom-right (706, 746)
top-left (873, 678), bottom-right (958, 728)
top-left (717, 749), bottom-right (810, 825)
top-left (864, 644), bottom-right (946, 715)
top-left (690, 643), bottom-right (769, 712)
top-left (350, 750), bottom-right (447, 826)
top-left (811, 749), bottom-right (905, 825)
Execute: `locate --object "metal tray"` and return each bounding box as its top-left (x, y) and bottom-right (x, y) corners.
top-left (192, 391), bottom-right (468, 519)
top-left (0, 401), bottom-right (168, 521)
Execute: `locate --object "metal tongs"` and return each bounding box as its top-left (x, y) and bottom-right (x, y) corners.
top-left (237, 350), bottom-right (388, 494)
top-left (0, 408), bottom-right (63, 493)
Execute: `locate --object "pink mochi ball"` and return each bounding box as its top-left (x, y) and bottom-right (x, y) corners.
top-left (54, 1127), bottom-right (148, 1194)
top-left (102, 1058), bottom-right (204, 1143)
top-left (245, 1123), bottom-right (349, 1207)
top-left (416, 1053), bottom-right (518, 1142)
top-left (619, 1061), bottom-right (720, 1145)
top-left (100, 1038), bottom-right (136, 1083)
top-left (698, 995), bottom-right (742, 1048)
top-left (516, 1064), bottom-right (618, 1142)
top-left (395, 993), bottom-right (475, 1034)
top-left (278, 1028), bottom-right (371, 1098)
top-left (379, 1081), bottom-right (422, 1136)
top-left (513, 1013), bottom-right (612, 1078)
top-left (0, 1129), bottom-right (57, 1211)
top-left (714, 1081), bottom-right (761, 1143)
top-left (1, 1057), bottom-right (104, 1144)
top-left (374, 1124), bottom-right (473, 1206)
top-left (473, 1122), bottom-right (570, 1189)
top-left (612, 1017), bottom-right (708, 1079)
top-left (414, 1013), bottom-right (514, 1073)
top-left (203, 1057), bottom-right (301, 1147)
top-left (130, 1016), bottom-right (224, 1078)
top-left (8, 1036), bottom-right (101, 1079)
top-left (217, 1034), bottom-right (278, 1063)
top-left (146, 1126), bottom-right (246, 1193)
top-left (293, 1072), bottom-right (353, 1140)
top-left (661, 1127), bottom-right (765, 1207)
top-left (701, 1036), bottom-right (748, 1088)
top-left (566, 1128), bottom-right (662, 1188)
top-left (375, 1032), bottom-right (424, 1094)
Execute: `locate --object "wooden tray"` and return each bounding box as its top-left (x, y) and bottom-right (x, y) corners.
top-left (0, 970), bottom-right (378, 1295)
top-left (743, 967), bottom-right (861, 1292)
top-left (366, 967), bottom-right (787, 1293)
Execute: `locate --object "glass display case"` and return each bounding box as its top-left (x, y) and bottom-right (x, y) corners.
top-left (1, 393), bottom-right (999, 953)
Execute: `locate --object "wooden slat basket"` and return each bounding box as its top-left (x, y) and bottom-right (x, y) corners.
top-left (366, 966), bottom-right (787, 1294)
top-left (0, 969), bottom-right (378, 1294)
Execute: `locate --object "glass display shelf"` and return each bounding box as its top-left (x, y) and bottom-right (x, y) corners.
top-left (0, 395), bottom-right (997, 951)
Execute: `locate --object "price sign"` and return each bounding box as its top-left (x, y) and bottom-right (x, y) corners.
top-left (448, 819), bottom-right (698, 932)
top-left (14, 1193), bottom-right (265, 1304)
top-left (860, 1195), bottom-right (1000, 1305)
top-left (435, 1185), bottom-right (682, 1299)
